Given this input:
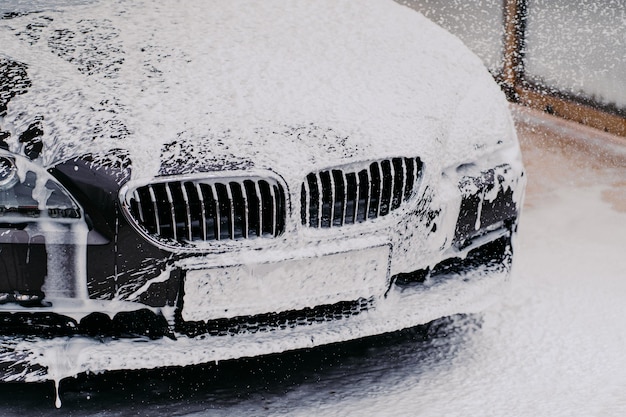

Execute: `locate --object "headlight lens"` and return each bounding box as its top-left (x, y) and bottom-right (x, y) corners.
top-left (0, 156), bottom-right (18, 190)
top-left (0, 152), bottom-right (80, 220)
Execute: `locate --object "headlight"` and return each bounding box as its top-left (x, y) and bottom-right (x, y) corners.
top-left (0, 151), bottom-right (81, 221)
top-left (0, 156), bottom-right (19, 190)
top-left (453, 164), bottom-right (518, 249)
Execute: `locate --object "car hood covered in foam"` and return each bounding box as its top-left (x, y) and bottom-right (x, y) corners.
top-left (0, 0), bottom-right (513, 184)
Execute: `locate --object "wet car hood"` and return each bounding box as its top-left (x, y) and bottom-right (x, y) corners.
top-left (0, 0), bottom-right (508, 184)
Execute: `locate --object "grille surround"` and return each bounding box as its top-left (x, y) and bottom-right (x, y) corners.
top-left (301, 157), bottom-right (423, 228)
top-left (121, 174), bottom-right (287, 248)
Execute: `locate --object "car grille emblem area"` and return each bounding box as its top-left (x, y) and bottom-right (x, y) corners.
top-left (301, 157), bottom-right (422, 228)
top-left (125, 177), bottom-right (286, 245)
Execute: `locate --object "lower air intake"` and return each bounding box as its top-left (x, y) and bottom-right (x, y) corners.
top-left (180, 297), bottom-right (375, 337)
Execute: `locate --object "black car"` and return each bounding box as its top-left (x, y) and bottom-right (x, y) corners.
top-left (0, 0), bottom-right (525, 388)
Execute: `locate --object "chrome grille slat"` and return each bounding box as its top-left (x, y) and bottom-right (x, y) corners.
top-left (315, 172), bottom-right (323, 228)
top-left (209, 183), bottom-right (221, 241)
top-left (353, 172), bottom-right (360, 223)
top-left (164, 182), bottom-right (177, 241)
top-left (376, 161), bottom-right (383, 218)
top-left (340, 171), bottom-right (348, 227)
top-left (388, 160), bottom-right (396, 213)
top-left (301, 157), bottom-right (423, 229)
top-left (404, 158), bottom-right (415, 200)
top-left (180, 183), bottom-right (193, 241)
top-left (241, 182), bottom-right (249, 239)
top-left (269, 183), bottom-right (277, 236)
top-left (399, 158), bottom-right (407, 206)
top-left (225, 183), bottom-right (235, 239)
top-left (127, 177), bottom-right (286, 245)
top-left (329, 171), bottom-right (336, 227)
top-left (133, 190), bottom-right (145, 223)
top-left (414, 158), bottom-right (421, 195)
top-left (147, 185), bottom-right (161, 235)
top-left (254, 181), bottom-right (263, 237)
top-left (195, 183), bottom-right (208, 241)
top-left (363, 169), bottom-right (371, 221)
top-left (302, 178), bottom-right (311, 228)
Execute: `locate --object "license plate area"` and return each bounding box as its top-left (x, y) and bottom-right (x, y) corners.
top-left (181, 244), bottom-right (390, 322)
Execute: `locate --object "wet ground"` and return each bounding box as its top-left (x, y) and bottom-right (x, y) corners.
top-left (0, 106), bottom-right (625, 416)
top-left (0, 316), bottom-right (477, 416)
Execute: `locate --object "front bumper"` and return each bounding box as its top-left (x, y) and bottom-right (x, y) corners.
top-left (0, 144), bottom-right (525, 382)
top-left (1, 230), bottom-right (512, 383)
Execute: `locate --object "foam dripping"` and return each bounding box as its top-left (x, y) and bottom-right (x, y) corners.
top-left (54, 379), bottom-right (61, 408)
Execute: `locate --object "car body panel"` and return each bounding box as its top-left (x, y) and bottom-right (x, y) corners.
top-left (0, 0), bottom-right (525, 383)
